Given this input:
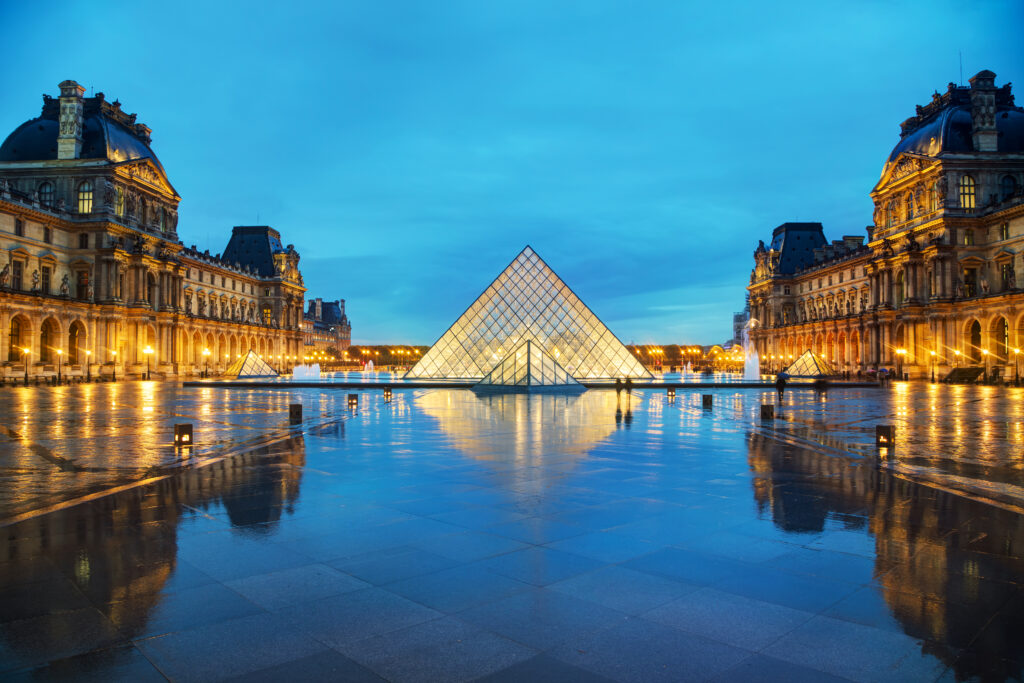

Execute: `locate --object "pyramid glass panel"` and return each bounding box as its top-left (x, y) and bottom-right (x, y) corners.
top-left (782, 350), bottom-right (837, 378)
top-left (475, 340), bottom-right (582, 392)
top-left (407, 246), bottom-right (650, 381)
top-left (224, 349), bottom-right (279, 379)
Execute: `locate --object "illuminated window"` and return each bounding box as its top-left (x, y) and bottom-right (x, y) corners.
top-left (1000, 223), bottom-right (1009, 241)
top-left (77, 181), bottom-right (93, 214)
top-left (115, 187), bottom-right (125, 216)
top-left (963, 229), bottom-right (975, 246)
top-left (929, 181), bottom-right (939, 211)
top-left (1001, 175), bottom-right (1017, 202)
top-left (8, 318), bottom-right (22, 361)
top-left (958, 175), bottom-right (975, 209)
top-left (905, 192), bottom-right (914, 220)
top-left (886, 201), bottom-right (895, 227)
top-left (38, 181), bottom-right (54, 207)
top-left (1002, 263), bottom-right (1013, 291)
top-left (41, 266), bottom-right (51, 293)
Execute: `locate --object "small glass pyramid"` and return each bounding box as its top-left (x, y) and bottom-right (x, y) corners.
top-left (405, 246), bottom-right (650, 380)
top-left (474, 340), bottom-right (584, 392)
top-left (224, 349), bottom-right (279, 379)
top-left (782, 350), bottom-right (836, 378)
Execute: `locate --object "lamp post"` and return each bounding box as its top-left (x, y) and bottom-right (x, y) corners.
top-left (22, 347), bottom-right (29, 386)
top-left (895, 348), bottom-right (906, 380)
top-left (112, 350), bottom-right (117, 382)
top-left (1015, 348), bottom-right (1020, 385)
top-left (954, 349), bottom-right (961, 368)
top-left (56, 349), bottom-right (63, 384)
top-left (144, 345), bottom-right (154, 380)
top-left (202, 348), bottom-right (211, 378)
top-left (929, 350), bottom-right (936, 383)
top-left (982, 349), bottom-right (989, 383)
top-left (85, 349), bottom-right (91, 382)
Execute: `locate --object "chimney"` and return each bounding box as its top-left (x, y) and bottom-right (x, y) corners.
top-left (56, 80), bottom-right (85, 160)
top-left (969, 70), bottom-right (998, 152)
top-left (314, 297), bottom-right (322, 319)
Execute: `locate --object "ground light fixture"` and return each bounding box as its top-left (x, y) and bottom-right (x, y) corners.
top-left (22, 347), bottom-right (29, 385)
top-left (761, 404), bottom-right (775, 420)
top-left (173, 423), bottom-right (193, 447)
top-left (289, 404), bottom-right (302, 425)
top-left (383, 386), bottom-right (392, 402)
top-left (348, 393), bottom-right (359, 409)
top-left (876, 425), bottom-right (895, 448)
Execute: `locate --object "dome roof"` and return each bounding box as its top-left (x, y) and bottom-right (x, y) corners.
top-left (0, 97), bottom-right (165, 172)
top-left (888, 106), bottom-right (1024, 161)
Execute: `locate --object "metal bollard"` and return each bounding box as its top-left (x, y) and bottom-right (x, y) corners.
top-left (760, 404), bottom-right (774, 420)
top-left (702, 394), bottom-right (713, 409)
top-left (289, 404), bottom-right (302, 425)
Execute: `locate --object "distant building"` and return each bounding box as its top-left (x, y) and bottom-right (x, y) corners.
top-left (303, 298), bottom-right (351, 355)
top-left (748, 70), bottom-right (1024, 379)
top-left (0, 80), bottom-right (307, 378)
top-left (732, 298), bottom-right (750, 346)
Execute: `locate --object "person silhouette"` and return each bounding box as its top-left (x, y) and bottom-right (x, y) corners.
top-left (624, 377), bottom-right (633, 395)
top-left (615, 378), bottom-right (623, 399)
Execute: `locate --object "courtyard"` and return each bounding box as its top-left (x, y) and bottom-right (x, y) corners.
top-left (0, 382), bottom-right (1022, 681)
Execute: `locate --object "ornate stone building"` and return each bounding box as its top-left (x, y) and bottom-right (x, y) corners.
top-left (302, 297), bottom-right (351, 355)
top-left (748, 70), bottom-right (1024, 378)
top-left (0, 80), bottom-right (306, 379)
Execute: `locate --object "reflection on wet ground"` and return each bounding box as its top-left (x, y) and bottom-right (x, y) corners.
top-left (0, 384), bottom-right (1022, 681)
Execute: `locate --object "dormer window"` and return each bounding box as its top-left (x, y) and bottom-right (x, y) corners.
top-left (38, 181), bottom-right (54, 207)
top-left (77, 181), bottom-right (93, 214)
top-left (958, 175), bottom-right (975, 209)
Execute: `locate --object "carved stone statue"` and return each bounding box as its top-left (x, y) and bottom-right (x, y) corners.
top-left (905, 235), bottom-right (919, 252)
top-left (59, 274), bottom-right (70, 296)
top-left (0, 263), bottom-right (9, 287)
top-left (1007, 265), bottom-right (1017, 290)
top-left (133, 237), bottom-right (146, 255)
top-left (198, 298), bottom-right (206, 315)
top-left (31, 269), bottom-right (40, 292)
top-left (185, 294), bottom-right (192, 314)
top-left (85, 280), bottom-right (94, 300)
top-left (955, 278), bottom-right (964, 298)
top-left (0, 178), bottom-right (9, 197)
top-left (980, 275), bottom-right (990, 294)
top-left (103, 180), bottom-right (114, 207)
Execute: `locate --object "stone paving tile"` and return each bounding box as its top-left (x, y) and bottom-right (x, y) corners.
top-left (385, 564), bottom-right (533, 613)
top-left (477, 652), bottom-right (619, 683)
top-left (134, 611), bottom-right (327, 682)
top-left (474, 546), bottom-right (603, 587)
top-left (329, 546), bottom-right (460, 585)
top-left (0, 607), bottom-right (122, 673)
top-left (549, 617), bottom-right (753, 683)
top-left (223, 649), bottom-right (385, 683)
top-left (337, 616), bottom-right (536, 683)
top-left (224, 563), bottom-right (370, 610)
top-left (4, 643), bottom-right (166, 683)
top-left (549, 565), bottom-right (697, 616)
top-left (101, 581), bottom-right (264, 639)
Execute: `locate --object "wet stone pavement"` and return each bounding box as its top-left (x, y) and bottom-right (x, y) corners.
top-left (0, 382), bottom-right (1022, 681)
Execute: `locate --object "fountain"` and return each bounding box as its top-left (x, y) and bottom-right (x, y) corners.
top-left (742, 319), bottom-right (761, 380)
top-left (365, 359), bottom-right (374, 373)
top-left (292, 363), bottom-right (321, 380)
top-left (684, 361), bottom-right (693, 375)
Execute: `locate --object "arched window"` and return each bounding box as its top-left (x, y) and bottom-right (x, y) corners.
top-left (38, 181), bottom-right (54, 207)
top-left (40, 320), bottom-right (56, 363)
top-left (886, 201), bottom-right (895, 228)
top-left (77, 181), bottom-right (93, 214)
top-left (969, 320), bottom-right (982, 363)
top-left (1001, 175), bottom-right (1018, 202)
top-left (8, 318), bottom-right (22, 362)
top-left (904, 193), bottom-right (914, 220)
top-left (68, 324), bottom-right (81, 364)
top-left (958, 175), bottom-right (976, 209)
top-left (115, 187), bottom-right (125, 217)
top-left (929, 181), bottom-right (939, 211)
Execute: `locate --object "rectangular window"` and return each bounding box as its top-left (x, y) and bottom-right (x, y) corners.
top-left (14, 219), bottom-right (24, 237)
top-left (43, 227), bottom-right (52, 244)
top-left (79, 233), bottom-right (89, 249)
top-left (264, 288), bottom-right (270, 296)
top-left (783, 285), bottom-right (791, 295)
top-left (839, 272), bottom-right (844, 283)
top-left (41, 266), bottom-right (51, 293)
top-left (828, 276), bottom-right (833, 286)
top-left (963, 229), bottom-right (975, 246)
top-left (1001, 223), bottom-right (1010, 241)
top-left (221, 277), bottom-right (225, 287)
top-left (76, 271), bottom-right (88, 298)
top-left (963, 268), bottom-right (977, 297)
top-left (232, 280), bottom-right (236, 291)
top-left (12, 261), bottom-right (23, 290)
top-left (1002, 263), bottom-right (1013, 290)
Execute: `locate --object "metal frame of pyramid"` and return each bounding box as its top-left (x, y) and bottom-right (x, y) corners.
top-left (224, 349), bottom-right (279, 379)
top-left (474, 340), bottom-right (585, 393)
top-left (405, 246), bottom-right (651, 381)
top-left (781, 350), bottom-right (836, 378)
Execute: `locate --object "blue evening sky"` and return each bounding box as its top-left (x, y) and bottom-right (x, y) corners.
top-left (2, 1), bottom-right (1021, 344)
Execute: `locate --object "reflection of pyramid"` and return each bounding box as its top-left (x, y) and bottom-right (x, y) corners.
top-left (224, 350), bottom-right (279, 378)
top-left (405, 246), bottom-right (650, 380)
top-left (783, 350), bottom-right (836, 378)
top-left (475, 340), bottom-right (584, 392)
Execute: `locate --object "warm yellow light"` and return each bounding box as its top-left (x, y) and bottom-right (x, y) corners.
top-left (929, 350), bottom-right (936, 356)
top-left (144, 346), bottom-right (154, 355)
top-left (57, 349), bottom-right (63, 355)
top-left (1015, 349), bottom-right (1021, 355)
top-left (203, 348), bottom-right (211, 356)
top-left (21, 347), bottom-right (29, 355)
top-left (954, 350), bottom-right (961, 356)
top-left (85, 350), bottom-right (91, 357)
top-left (982, 350), bottom-right (989, 356)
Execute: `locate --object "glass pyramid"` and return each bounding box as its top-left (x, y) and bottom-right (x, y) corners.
top-left (781, 350), bottom-right (836, 378)
top-left (224, 349), bottom-right (279, 379)
top-left (474, 340), bottom-right (584, 392)
top-left (405, 246), bottom-right (651, 380)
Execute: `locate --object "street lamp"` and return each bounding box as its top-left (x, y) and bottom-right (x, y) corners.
top-left (85, 349), bottom-right (91, 382)
top-left (144, 345), bottom-right (154, 380)
top-left (56, 349), bottom-right (63, 384)
top-left (929, 350), bottom-right (936, 383)
top-left (953, 349), bottom-right (961, 368)
top-left (202, 348), bottom-right (211, 378)
top-left (895, 348), bottom-right (906, 380)
top-left (982, 349), bottom-right (989, 383)
top-left (1015, 348), bottom-right (1020, 385)
top-left (22, 347), bottom-right (29, 386)
top-left (112, 350), bottom-right (117, 382)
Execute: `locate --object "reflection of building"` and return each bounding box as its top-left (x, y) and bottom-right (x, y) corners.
top-left (0, 80), bottom-right (306, 379)
top-left (0, 435), bottom-right (305, 648)
top-left (747, 432), bottom-right (1024, 680)
top-left (303, 297), bottom-right (351, 355)
top-left (748, 71), bottom-right (1024, 378)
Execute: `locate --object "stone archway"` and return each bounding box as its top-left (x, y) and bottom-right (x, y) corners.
top-left (68, 320), bottom-right (87, 364)
top-left (39, 317), bottom-right (61, 363)
top-left (966, 319), bottom-right (982, 363)
top-left (8, 314), bottom-right (32, 362)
